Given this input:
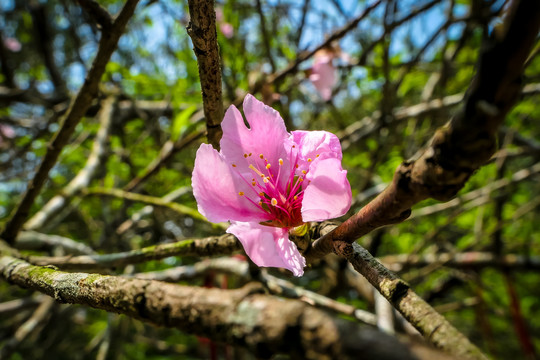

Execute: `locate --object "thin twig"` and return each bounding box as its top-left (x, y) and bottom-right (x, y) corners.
top-left (83, 187), bottom-right (215, 226)
top-left (28, 234), bottom-right (241, 270)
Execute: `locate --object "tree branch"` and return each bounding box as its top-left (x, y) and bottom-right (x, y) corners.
top-left (186, 0), bottom-right (224, 149)
top-left (0, 255), bottom-right (417, 360)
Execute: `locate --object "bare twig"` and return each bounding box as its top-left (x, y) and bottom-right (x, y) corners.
top-left (76, 0), bottom-right (113, 30)
top-left (186, 0), bottom-right (223, 149)
top-left (380, 252), bottom-right (540, 272)
top-left (28, 234), bottom-right (241, 270)
top-left (15, 231), bottom-right (97, 255)
top-left (83, 187), bottom-right (215, 226)
top-left (123, 128), bottom-right (204, 192)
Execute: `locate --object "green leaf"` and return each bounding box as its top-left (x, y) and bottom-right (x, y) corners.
top-left (171, 105), bottom-right (198, 141)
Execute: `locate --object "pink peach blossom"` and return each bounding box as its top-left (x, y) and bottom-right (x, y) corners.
top-left (216, 7), bottom-right (234, 38)
top-left (309, 54), bottom-right (336, 101)
top-left (0, 125), bottom-right (15, 138)
top-left (3, 37), bottom-right (21, 52)
top-left (219, 23), bottom-right (234, 38)
top-left (192, 95), bottom-right (351, 276)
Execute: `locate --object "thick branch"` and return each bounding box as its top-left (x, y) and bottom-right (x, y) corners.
top-left (186, 0), bottom-right (223, 149)
top-left (0, 0), bottom-right (140, 244)
top-left (0, 256), bottom-right (416, 360)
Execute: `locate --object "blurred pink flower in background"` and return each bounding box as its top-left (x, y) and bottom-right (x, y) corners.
top-left (219, 23), bottom-right (234, 38)
top-left (216, 7), bottom-right (234, 38)
top-left (0, 125), bottom-right (15, 138)
top-left (310, 52), bottom-right (336, 101)
top-left (0, 124), bottom-right (15, 146)
top-left (192, 95), bottom-right (351, 276)
top-left (309, 45), bottom-right (350, 101)
top-left (3, 37), bottom-right (21, 52)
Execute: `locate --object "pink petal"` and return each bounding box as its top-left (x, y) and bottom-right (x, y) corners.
top-left (192, 144), bottom-right (268, 223)
top-left (219, 23), bottom-right (234, 38)
top-left (291, 130), bottom-right (343, 175)
top-left (4, 38), bottom-right (21, 52)
top-left (310, 57), bottom-right (336, 101)
top-left (292, 130), bottom-right (342, 161)
top-left (215, 8), bottom-right (224, 22)
top-left (0, 125), bottom-right (15, 138)
top-left (301, 157), bottom-right (352, 222)
top-left (219, 95), bottom-right (293, 185)
top-left (227, 222), bottom-right (305, 276)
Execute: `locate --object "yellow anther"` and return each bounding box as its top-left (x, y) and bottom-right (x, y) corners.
top-left (259, 154), bottom-right (264, 159)
top-left (271, 198), bottom-right (278, 206)
top-left (299, 178), bottom-right (304, 182)
top-left (244, 154), bottom-right (248, 158)
top-left (232, 164), bottom-right (237, 167)
top-left (307, 158), bottom-right (312, 162)
top-left (263, 177), bottom-right (269, 183)
top-left (258, 201), bottom-right (262, 206)
top-left (266, 163), bottom-right (271, 169)
top-left (249, 152), bottom-right (252, 156)
top-left (238, 192), bottom-right (244, 196)
top-left (316, 154), bottom-right (320, 158)
top-left (260, 174), bottom-right (265, 178)
top-left (302, 170), bottom-right (307, 175)
top-left (249, 164), bottom-right (264, 177)
top-left (279, 159), bottom-right (283, 165)
top-left (294, 195), bottom-right (298, 201)
top-left (252, 181), bottom-right (256, 186)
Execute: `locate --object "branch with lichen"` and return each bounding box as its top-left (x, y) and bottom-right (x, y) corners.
top-left (132, 257), bottom-right (378, 326)
top-left (0, 255), bottom-right (419, 360)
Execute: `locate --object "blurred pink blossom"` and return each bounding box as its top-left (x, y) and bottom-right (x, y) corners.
top-left (0, 125), bottom-right (15, 138)
top-left (309, 53), bottom-right (336, 101)
top-left (192, 95), bottom-right (351, 276)
top-left (3, 37), bottom-right (21, 52)
top-left (216, 7), bottom-right (234, 38)
top-left (309, 46), bottom-right (351, 101)
top-left (219, 23), bottom-right (234, 38)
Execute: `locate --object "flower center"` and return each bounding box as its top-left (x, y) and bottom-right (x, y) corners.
top-left (233, 151), bottom-right (306, 228)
